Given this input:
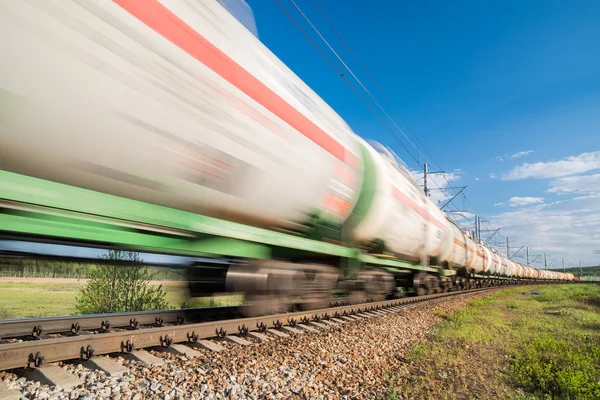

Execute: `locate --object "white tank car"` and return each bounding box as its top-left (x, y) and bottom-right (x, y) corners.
top-left (479, 244), bottom-right (494, 274)
top-left (348, 141), bottom-right (449, 263)
top-left (507, 260), bottom-right (517, 277)
top-left (518, 264), bottom-right (526, 278)
top-left (471, 243), bottom-right (489, 275)
top-left (444, 222), bottom-right (478, 271)
top-left (0, 0), bottom-right (362, 230)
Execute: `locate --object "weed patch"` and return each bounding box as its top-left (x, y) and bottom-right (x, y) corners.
top-left (388, 284), bottom-right (600, 399)
top-left (510, 338), bottom-right (600, 399)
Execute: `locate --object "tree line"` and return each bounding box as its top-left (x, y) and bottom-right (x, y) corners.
top-left (0, 257), bottom-right (186, 281)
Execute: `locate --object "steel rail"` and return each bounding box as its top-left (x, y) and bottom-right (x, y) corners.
top-left (0, 306), bottom-right (239, 340)
top-left (0, 296), bottom-right (353, 339)
top-left (0, 288), bottom-right (495, 371)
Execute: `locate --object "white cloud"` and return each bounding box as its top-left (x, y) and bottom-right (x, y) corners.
top-left (547, 173), bottom-right (600, 194)
top-left (503, 151), bottom-right (600, 180)
top-left (489, 173), bottom-right (497, 179)
top-left (494, 202), bottom-right (504, 206)
top-left (509, 150), bottom-right (533, 159)
top-left (492, 150), bottom-right (533, 162)
top-left (490, 194), bottom-right (600, 264)
top-left (474, 177), bottom-right (480, 181)
top-left (508, 196), bottom-right (544, 207)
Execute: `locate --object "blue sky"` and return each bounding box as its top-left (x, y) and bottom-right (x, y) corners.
top-left (247, 0), bottom-right (600, 265)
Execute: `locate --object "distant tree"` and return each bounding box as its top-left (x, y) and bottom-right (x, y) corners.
top-left (76, 250), bottom-right (169, 314)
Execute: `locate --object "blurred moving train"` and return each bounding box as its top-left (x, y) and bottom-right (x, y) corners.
top-left (0, 0), bottom-right (576, 312)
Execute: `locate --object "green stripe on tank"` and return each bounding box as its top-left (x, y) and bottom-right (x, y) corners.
top-left (343, 142), bottom-right (377, 237)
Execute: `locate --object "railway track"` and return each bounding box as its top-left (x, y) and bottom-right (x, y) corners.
top-left (0, 288), bottom-right (496, 374)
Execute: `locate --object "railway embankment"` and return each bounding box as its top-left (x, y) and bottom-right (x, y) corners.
top-left (0, 291), bottom-right (490, 399)
top-left (387, 284), bottom-right (600, 400)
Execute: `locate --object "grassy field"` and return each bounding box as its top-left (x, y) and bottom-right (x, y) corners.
top-left (0, 281), bottom-right (242, 319)
top-left (388, 284), bottom-right (600, 400)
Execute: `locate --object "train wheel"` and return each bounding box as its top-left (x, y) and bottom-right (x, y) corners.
top-left (423, 275), bottom-right (435, 294)
top-left (300, 266), bottom-right (339, 311)
top-left (229, 261), bottom-right (339, 317)
top-left (241, 294), bottom-right (284, 317)
top-left (361, 270), bottom-right (395, 302)
top-left (429, 276), bottom-right (442, 294)
top-left (413, 273), bottom-right (428, 296)
top-left (348, 290), bottom-right (368, 304)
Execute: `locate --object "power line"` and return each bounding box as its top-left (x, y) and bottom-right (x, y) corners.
top-left (270, 0), bottom-right (418, 162)
top-left (288, 0), bottom-right (428, 164)
top-left (274, 0), bottom-right (494, 231)
top-left (309, 0), bottom-right (450, 171)
top-left (299, 0), bottom-right (483, 217)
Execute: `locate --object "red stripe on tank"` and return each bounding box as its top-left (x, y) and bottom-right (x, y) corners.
top-left (453, 238), bottom-right (475, 252)
top-left (113, 0), bottom-right (358, 168)
top-left (393, 187), bottom-right (447, 231)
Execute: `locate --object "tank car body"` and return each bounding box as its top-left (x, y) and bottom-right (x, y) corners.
top-left (347, 142), bottom-right (449, 264)
top-left (0, 0), bottom-right (362, 232)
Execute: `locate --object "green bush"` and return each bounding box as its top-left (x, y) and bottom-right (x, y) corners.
top-left (76, 251), bottom-right (170, 314)
top-left (510, 338), bottom-right (600, 399)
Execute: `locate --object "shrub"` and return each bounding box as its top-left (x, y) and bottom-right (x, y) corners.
top-left (76, 251), bottom-right (169, 314)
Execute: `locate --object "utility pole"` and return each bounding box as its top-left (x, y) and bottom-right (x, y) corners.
top-left (422, 163), bottom-right (445, 198)
top-left (506, 237), bottom-right (510, 259)
top-left (475, 215), bottom-right (483, 241)
top-left (526, 247), bottom-right (529, 266)
top-left (579, 261), bottom-right (582, 276)
top-left (544, 253), bottom-right (547, 270)
top-left (423, 163), bottom-right (428, 197)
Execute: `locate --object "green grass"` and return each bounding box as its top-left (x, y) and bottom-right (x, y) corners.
top-left (0, 281), bottom-right (242, 319)
top-left (388, 284), bottom-right (600, 400)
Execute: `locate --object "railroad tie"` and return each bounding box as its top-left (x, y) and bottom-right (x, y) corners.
top-left (295, 324), bottom-right (318, 333)
top-left (155, 344), bottom-right (201, 358)
top-left (280, 326), bottom-right (305, 335)
top-left (84, 356), bottom-right (129, 376)
top-left (16, 365), bottom-right (83, 390)
top-left (265, 328), bottom-right (289, 338)
top-left (224, 335), bottom-right (252, 346)
top-left (122, 350), bottom-right (165, 366)
top-left (0, 381), bottom-right (22, 400)
top-left (246, 331), bottom-right (270, 341)
top-left (189, 340), bottom-right (226, 352)
top-left (308, 321), bottom-right (330, 329)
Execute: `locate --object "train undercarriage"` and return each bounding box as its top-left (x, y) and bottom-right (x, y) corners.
top-left (186, 260), bottom-right (556, 317)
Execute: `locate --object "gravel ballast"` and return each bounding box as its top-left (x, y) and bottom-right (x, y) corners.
top-left (0, 292), bottom-right (493, 399)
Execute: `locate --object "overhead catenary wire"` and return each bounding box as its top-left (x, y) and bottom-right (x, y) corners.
top-left (270, 0), bottom-right (420, 165)
top-left (287, 0), bottom-right (429, 165)
top-left (286, 0), bottom-right (478, 216)
top-left (308, 0), bottom-right (442, 169)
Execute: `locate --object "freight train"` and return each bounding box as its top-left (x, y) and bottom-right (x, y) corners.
top-left (0, 0), bottom-right (574, 314)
